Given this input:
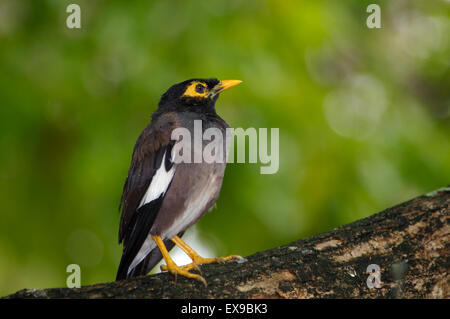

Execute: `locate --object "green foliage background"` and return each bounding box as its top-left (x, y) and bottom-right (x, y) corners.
top-left (0, 0), bottom-right (448, 296)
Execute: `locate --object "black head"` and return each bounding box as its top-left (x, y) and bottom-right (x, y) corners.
top-left (156, 78), bottom-right (242, 115)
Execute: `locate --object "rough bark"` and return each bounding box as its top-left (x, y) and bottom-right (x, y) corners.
top-left (5, 187), bottom-right (449, 299)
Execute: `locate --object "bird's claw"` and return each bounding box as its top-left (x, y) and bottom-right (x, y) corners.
top-left (219, 255), bottom-right (245, 263)
top-left (161, 254), bottom-right (243, 273)
top-left (160, 263), bottom-right (207, 287)
top-left (161, 262), bottom-right (202, 273)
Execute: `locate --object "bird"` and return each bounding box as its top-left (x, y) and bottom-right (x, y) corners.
top-left (116, 78), bottom-right (242, 284)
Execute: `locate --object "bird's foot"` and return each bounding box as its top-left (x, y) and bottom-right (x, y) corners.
top-left (160, 262), bottom-right (201, 273)
top-left (162, 254), bottom-right (244, 273)
top-left (160, 261), bottom-right (207, 286)
top-left (152, 235), bottom-right (207, 286)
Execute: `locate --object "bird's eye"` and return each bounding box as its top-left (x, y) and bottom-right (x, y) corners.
top-left (195, 84), bottom-right (206, 94)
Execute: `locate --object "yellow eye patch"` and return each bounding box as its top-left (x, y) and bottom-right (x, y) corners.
top-left (182, 81), bottom-right (209, 98)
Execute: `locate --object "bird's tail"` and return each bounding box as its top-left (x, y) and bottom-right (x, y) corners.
top-left (116, 233), bottom-right (182, 281)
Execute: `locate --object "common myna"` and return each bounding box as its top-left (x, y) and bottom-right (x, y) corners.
top-left (116, 78), bottom-right (242, 284)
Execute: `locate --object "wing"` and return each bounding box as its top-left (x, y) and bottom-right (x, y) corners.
top-left (116, 115), bottom-right (178, 280)
top-left (118, 115), bottom-right (177, 243)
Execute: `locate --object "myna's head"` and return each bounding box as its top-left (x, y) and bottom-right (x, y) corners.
top-left (157, 78), bottom-right (242, 114)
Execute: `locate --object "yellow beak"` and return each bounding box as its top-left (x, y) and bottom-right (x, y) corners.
top-left (211, 80), bottom-right (242, 96)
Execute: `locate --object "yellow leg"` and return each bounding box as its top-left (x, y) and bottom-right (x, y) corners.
top-left (152, 235), bottom-right (206, 286)
top-left (160, 235), bottom-right (243, 272)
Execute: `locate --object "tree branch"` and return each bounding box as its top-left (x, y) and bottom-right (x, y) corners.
top-left (5, 187), bottom-right (449, 299)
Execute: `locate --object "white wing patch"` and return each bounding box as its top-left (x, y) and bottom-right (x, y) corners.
top-left (138, 152), bottom-right (175, 208)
